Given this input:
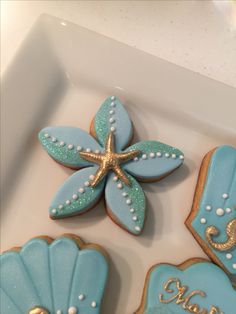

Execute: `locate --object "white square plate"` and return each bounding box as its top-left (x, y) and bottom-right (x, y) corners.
top-left (1, 14), bottom-right (236, 314)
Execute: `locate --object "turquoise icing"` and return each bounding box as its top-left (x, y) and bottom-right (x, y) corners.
top-left (50, 166), bottom-right (105, 218)
top-left (38, 96), bottom-right (184, 235)
top-left (94, 96), bottom-right (133, 151)
top-left (143, 262), bottom-right (236, 313)
top-left (39, 126), bottom-right (102, 168)
top-left (191, 145), bottom-right (236, 275)
top-left (144, 305), bottom-right (175, 314)
top-left (0, 237), bottom-right (108, 314)
top-left (124, 141), bottom-right (184, 179)
top-left (105, 172), bottom-right (146, 235)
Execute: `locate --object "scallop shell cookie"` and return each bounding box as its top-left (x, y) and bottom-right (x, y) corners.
top-left (135, 259), bottom-right (236, 314)
top-left (185, 145), bottom-right (236, 277)
top-left (1, 235), bottom-right (109, 314)
top-left (38, 96), bottom-right (184, 235)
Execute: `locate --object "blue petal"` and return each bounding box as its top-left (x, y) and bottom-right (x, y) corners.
top-left (124, 140), bottom-right (184, 180)
top-left (49, 167), bottom-right (105, 218)
top-left (105, 172), bottom-right (145, 235)
top-left (39, 126), bottom-right (102, 168)
top-left (93, 96), bottom-right (133, 151)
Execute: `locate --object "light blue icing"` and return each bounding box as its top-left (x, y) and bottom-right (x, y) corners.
top-left (38, 126), bottom-right (102, 168)
top-left (143, 262), bottom-right (236, 313)
top-left (50, 166), bottom-right (105, 218)
top-left (105, 172), bottom-right (146, 235)
top-left (94, 96), bottom-right (133, 151)
top-left (191, 145), bottom-right (236, 275)
top-left (38, 96), bottom-right (184, 235)
top-left (124, 141), bottom-right (184, 179)
top-left (0, 237), bottom-right (108, 314)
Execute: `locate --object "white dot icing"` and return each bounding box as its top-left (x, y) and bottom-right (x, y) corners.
top-left (44, 133), bottom-right (50, 138)
top-left (216, 208), bottom-right (224, 216)
top-left (134, 157), bottom-right (139, 161)
top-left (111, 96), bottom-right (116, 100)
top-left (179, 155), bottom-right (184, 160)
top-left (52, 137), bottom-right (57, 143)
top-left (200, 218), bottom-right (206, 224)
top-left (59, 141), bottom-right (65, 146)
top-left (126, 199), bottom-right (132, 205)
top-left (66, 200), bottom-right (71, 205)
top-left (142, 154), bottom-right (147, 160)
top-left (95, 149), bottom-right (100, 154)
top-left (58, 204), bottom-right (63, 209)
top-left (109, 117), bottom-right (115, 123)
top-left (79, 188), bottom-right (85, 193)
top-left (56, 310), bottom-right (62, 314)
top-left (122, 192), bottom-right (128, 197)
top-left (84, 181), bottom-right (90, 187)
top-left (117, 183), bottom-right (123, 189)
top-left (109, 110), bottom-right (114, 115)
top-left (172, 154), bottom-right (176, 159)
top-left (77, 146), bottom-right (82, 151)
top-left (52, 208), bottom-right (57, 214)
top-left (68, 144), bottom-right (74, 150)
top-left (150, 152), bottom-right (155, 158)
top-left (110, 126), bottom-right (116, 132)
top-left (132, 215), bottom-right (138, 221)
top-left (222, 193), bottom-right (229, 199)
top-left (226, 253), bottom-right (232, 259)
top-left (72, 194), bottom-right (78, 200)
top-left (156, 152), bottom-right (162, 157)
top-left (113, 176), bottom-right (118, 182)
top-left (233, 264), bottom-right (236, 269)
top-left (135, 226), bottom-right (141, 232)
top-left (68, 307), bottom-right (77, 314)
top-left (86, 148), bottom-right (91, 152)
top-left (226, 207), bottom-right (232, 213)
top-left (206, 205), bottom-right (212, 211)
top-left (165, 153), bottom-right (170, 158)
top-left (78, 294), bottom-right (85, 300)
top-left (130, 208), bottom-right (135, 213)
top-left (89, 174), bottom-right (95, 180)
top-left (110, 102), bottom-right (116, 107)
top-left (91, 301), bottom-right (97, 308)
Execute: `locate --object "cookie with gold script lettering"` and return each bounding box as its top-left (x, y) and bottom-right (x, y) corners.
top-left (135, 258), bottom-right (236, 314)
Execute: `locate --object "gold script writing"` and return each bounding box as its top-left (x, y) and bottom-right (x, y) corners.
top-left (159, 278), bottom-right (222, 314)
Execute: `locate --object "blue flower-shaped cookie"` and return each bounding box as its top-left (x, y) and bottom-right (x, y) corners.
top-left (1, 235), bottom-right (108, 314)
top-left (136, 259), bottom-right (236, 314)
top-left (186, 145), bottom-right (236, 276)
top-left (39, 96), bottom-right (184, 235)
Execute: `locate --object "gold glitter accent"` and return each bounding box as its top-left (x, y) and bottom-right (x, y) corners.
top-left (80, 132), bottom-right (140, 187)
top-left (205, 219), bottom-right (236, 251)
top-left (28, 307), bottom-right (49, 314)
top-left (159, 277), bottom-right (222, 313)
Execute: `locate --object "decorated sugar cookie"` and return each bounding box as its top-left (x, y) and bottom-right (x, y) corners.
top-left (185, 145), bottom-right (236, 276)
top-left (1, 235), bottom-right (109, 314)
top-left (135, 259), bottom-right (236, 314)
top-left (39, 96), bottom-right (184, 235)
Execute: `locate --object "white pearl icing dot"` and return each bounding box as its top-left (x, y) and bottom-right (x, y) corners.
top-left (233, 264), bottom-right (236, 269)
top-left (66, 200), bottom-right (71, 205)
top-left (56, 310), bottom-right (62, 314)
top-left (86, 148), bottom-right (91, 152)
top-left (172, 154), bottom-right (176, 159)
top-left (79, 188), bottom-right (85, 193)
top-left (142, 154), bottom-right (147, 160)
top-left (206, 205), bottom-right (212, 211)
top-left (77, 146), bottom-right (82, 151)
top-left (68, 144), bottom-right (74, 150)
top-left (130, 208), bottom-right (135, 213)
top-left (68, 307), bottom-right (77, 314)
top-left (84, 181), bottom-right (90, 187)
top-left (109, 117), bottom-right (115, 123)
top-left (52, 208), bottom-right (57, 214)
top-left (135, 226), bottom-right (141, 232)
top-left (72, 194), bottom-right (78, 200)
top-left (110, 126), bottom-right (116, 132)
top-left (226, 207), bottom-right (232, 213)
top-left (222, 193), bottom-right (229, 199)
top-left (126, 199), bottom-right (132, 205)
top-left (52, 137), bottom-right (57, 142)
top-left (179, 155), bottom-right (184, 160)
top-left (59, 141), bottom-right (65, 147)
top-left (113, 176), bottom-right (118, 182)
top-left (150, 152), bottom-right (155, 158)
top-left (89, 174), bottom-right (95, 180)
top-left (156, 152), bottom-right (162, 157)
top-left (200, 218), bottom-right (206, 224)
top-left (132, 215), bottom-right (138, 221)
top-left (134, 157), bottom-right (139, 161)
top-left (91, 301), bottom-right (97, 308)
top-left (216, 208), bottom-right (224, 216)
top-left (117, 183), bottom-right (123, 189)
top-left (122, 192), bottom-right (128, 197)
top-left (78, 294), bottom-right (85, 300)
top-left (58, 204), bottom-right (63, 209)
top-left (165, 153), bottom-right (170, 158)
top-left (111, 96), bottom-right (116, 100)
top-left (95, 149), bottom-right (100, 154)
top-left (44, 133), bottom-right (50, 138)
top-left (109, 110), bottom-right (114, 115)
top-left (226, 253), bottom-right (232, 259)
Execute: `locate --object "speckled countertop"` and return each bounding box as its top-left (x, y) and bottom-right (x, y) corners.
top-left (1, 0), bottom-right (236, 88)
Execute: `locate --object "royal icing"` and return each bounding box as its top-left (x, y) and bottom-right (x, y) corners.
top-left (0, 236), bottom-right (108, 314)
top-left (137, 260), bottom-right (236, 314)
top-left (39, 96), bottom-right (184, 235)
top-left (186, 145), bottom-right (236, 276)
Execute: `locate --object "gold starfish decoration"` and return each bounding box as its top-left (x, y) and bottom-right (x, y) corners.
top-left (80, 132), bottom-right (140, 187)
